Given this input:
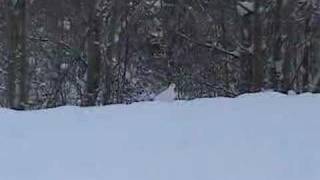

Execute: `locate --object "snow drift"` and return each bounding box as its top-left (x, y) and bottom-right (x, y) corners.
top-left (0, 92), bottom-right (320, 180)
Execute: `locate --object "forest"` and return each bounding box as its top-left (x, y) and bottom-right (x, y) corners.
top-left (1, 0), bottom-right (320, 109)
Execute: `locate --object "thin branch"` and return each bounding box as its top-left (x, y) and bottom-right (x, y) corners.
top-left (176, 31), bottom-right (240, 58)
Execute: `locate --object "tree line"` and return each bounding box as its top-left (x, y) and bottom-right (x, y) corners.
top-left (1, 0), bottom-right (320, 109)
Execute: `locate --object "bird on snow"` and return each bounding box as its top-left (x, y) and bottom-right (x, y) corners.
top-left (153, 83), bottom-right (177, 102)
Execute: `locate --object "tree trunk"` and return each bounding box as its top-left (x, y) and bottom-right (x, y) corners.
top-left (7, 0), bottom-right (27, 110)
top-left (302, 17), bottom-right (311, 92)
top-left (252, 0), bottom-right (264, 91)
top-left (270, 0), bottom-right (283, 91)
top-left (83, 1), bottom-right (102, 106)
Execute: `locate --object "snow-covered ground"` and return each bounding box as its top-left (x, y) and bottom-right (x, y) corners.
top-left (0, 92), bottom-right (320, 180)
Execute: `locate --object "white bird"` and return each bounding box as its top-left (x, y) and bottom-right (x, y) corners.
top-left (154, 83), bottom-right (177, 102)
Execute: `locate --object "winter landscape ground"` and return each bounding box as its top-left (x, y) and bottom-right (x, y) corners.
top-left (0, 92), bottom-right (320, 180)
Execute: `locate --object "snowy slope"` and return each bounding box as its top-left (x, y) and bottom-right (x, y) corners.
top-left (0, 92), bottom-right (320, 180)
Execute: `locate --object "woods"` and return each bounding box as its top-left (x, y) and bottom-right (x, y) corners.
top-left (1, 0), bottom-right (320, 109)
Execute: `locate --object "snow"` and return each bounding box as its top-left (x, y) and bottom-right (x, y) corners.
top-left (153, 83), bottom-right (177, 102)
top-left (237, 1), bottom-right (254, 16)
top-left (1, 92), bottom-right (320, 180)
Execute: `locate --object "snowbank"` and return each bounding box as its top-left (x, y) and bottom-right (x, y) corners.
top-left (0, 92), bottom-right (320, 180)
